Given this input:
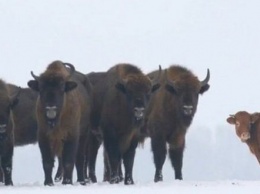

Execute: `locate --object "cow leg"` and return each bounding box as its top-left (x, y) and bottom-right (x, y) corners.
top-left (86, 132), bottom-right (101, 183)
top-left (39, 136), bottom-right (55, 186)
top-left (75, 134), bottom-right (87, 185)
top-left (103, 135), bottom-right (121, 184)
top-left (62, 139), bottom-right (78, 185)
top-left (1, 145), bottom-right (13, 186)
top-left (54, 157), bottom-right (63, 182)
top-left (122, 139), bottom-right (138, 185)
top-left (169, 145), bottom-right (184, 180)
top-left (151, 136), bottom-right (166, 182)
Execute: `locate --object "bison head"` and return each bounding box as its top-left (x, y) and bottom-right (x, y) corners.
top-left (0, 87), bottom-right (20, 137)
top-left (227, 111), bottom-right (259, 142)
top-left (27, 63), bottom-right (77, 128)
top-left (115, 66), bottom-right (161, 122)
top-left (165, 68), bottom-right (210, 120)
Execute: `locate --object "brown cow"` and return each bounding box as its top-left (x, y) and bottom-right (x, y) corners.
top-left (0, 79), bottom-right (20, 185)
top-left (227, 111), bottom-right (260, 164)
top-left (90, 63), bottom-right (161, 185)
top-left (144, 65), bottom-right (210, 182)
top-left (28, 60), bottom-right (91, 186)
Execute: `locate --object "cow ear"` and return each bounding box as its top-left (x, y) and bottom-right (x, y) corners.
top-left (28, 80), bottom-right (39, 92)
top-left (151, 83), bottom-right (161, 93)
top-left (226, 116), bottom-right (235, 125)
top-left (200, 84), bottom-right (210, 94)
top-left (65, 81), bottom-right (77, 92)
top-left (115, 82), bottom-right (126, 94)
top-left (251, 113), bottom-right (260, 123)
top-left (165, 84), bottom-right (177, 94)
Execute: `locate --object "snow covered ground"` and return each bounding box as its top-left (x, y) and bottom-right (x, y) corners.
top-left (1, 0), bottom-right (260, 193)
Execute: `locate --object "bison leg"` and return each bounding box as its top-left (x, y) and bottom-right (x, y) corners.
top-left (39, 137), bottom-right (55, 186)
top-left (0, 166), bottom-right (4, 183)
top-left (87, 133), bottom-right (101, 183)
top-left (62, 139), bottom-right (78, 185)
top-left (75, 134), bottom-right (87, 185)
top-left (103, 150), bottom-right (110, 182)
top-left (54, 157), bottom-right (63, 182)
top-left (103, 135), bottom-right (121, 184)
top-left (118, 161), bottom-right (124, 182)
top-left (122, 139), bottom-right (138, 185)
top-left (1, 145), bottom-right (13, 186)
top-left (151, 136), bottom-right (166, 182)
top-left (169, 145), bottom-right (184, 180)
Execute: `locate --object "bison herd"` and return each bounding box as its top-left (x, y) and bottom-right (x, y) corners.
top-left (0, 60), bottom-right (212, 186)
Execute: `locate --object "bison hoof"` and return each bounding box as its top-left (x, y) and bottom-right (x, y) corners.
top-left (89, 174), bottom-right (97, 183)
top-left (119, 175), bottom-right (124, 182)
top-left (124, 178), bottom-right (134, 185)
top-left (109, 176), bottom-right (120, 184)
top-left (54, 176), bottom-right (62, 182)
top-left (154, 175), bottom-right (163, 183)
top-left (44, 181), bottom-right (54, 186)
top-left (5, 180), bottom-right (13, 186)
top-left (62, 178), bottom-right (72, 185)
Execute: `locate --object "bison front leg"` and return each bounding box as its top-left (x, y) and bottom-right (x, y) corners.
top-left (1, 145), bottom-right (14, 186)
top-left (75, 134), bottom-right (87, 185)
top-left (151, 136), bottom-right (167, 182)
top-left (54, 157), bottom-right (63, 182)
top-left (62, 139), bottom-right (78, 185)
top-left (122, 139), bottom-right (138, 185)
top-left (38, 136), bottom-right (55, 186)
top-left (169, 144), bottom-right (184, 180)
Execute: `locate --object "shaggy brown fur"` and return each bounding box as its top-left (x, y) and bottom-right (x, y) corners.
top-left (90, 63), bottom-right (160, 185)
top-left (28, 60), bottom-right (91, 186)
top-left (145, 65), bottom-right (210, 182)
top-left (227, 111), bottom-right (260, 164)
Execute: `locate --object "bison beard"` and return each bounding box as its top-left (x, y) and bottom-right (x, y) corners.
top-left (145, 65), bottom-right (210, 182)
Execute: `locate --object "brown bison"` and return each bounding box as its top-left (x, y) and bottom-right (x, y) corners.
top-left (0, 79), bottom-right (20, 185)
top-left (90, 63), bottom-right (161, 185)
top-left (227, 111), bottom-right (260, 164)
top-left (28, 60), bottom-right (91, 186)
top-left (144, 65), bottom-right (210, 182)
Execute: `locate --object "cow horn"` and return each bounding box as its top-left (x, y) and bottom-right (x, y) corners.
top-left (200, 69), bottom-right (210, 87)
top-left (30, 71), bottom-right (39, 80)
top-left (63, 63), bottom-right (75, 79)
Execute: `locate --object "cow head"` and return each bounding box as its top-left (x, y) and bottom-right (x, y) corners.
top-left (227, 111), bottom-right (259, 142)
top-left (0, 87), bottom-right (20, 137)
top-left (115, 66), bottom-right (161, 122)
top-left (28, 63), bottom-right (77, 128)
top-left (165, 68), bottom-right (210, 120)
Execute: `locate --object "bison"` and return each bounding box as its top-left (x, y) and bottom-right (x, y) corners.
top-left (0, 79), bottom-right (20, 185)
top-left (227, 111), bottom-right (260, 164)
top-left (144, 65), bottom-right (210, 182)
top-left (90, 63), bottom-right (161, 185)
top-left (28, 60), bottom-right (91, 186)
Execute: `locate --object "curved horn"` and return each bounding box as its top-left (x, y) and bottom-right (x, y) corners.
top-left (229, 114), bottom-right (235, 118)
top-left (151, 65), bottom-right (162, 85)
top-left (63, 63), bottom-right (75, 79)
top-left (30, 71), bottom-right (39, 80)
top-left (200, 69), bottom-right (210, 87)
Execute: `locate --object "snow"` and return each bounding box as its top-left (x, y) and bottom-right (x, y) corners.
top-left (1, 0), bottom-right (260, 193)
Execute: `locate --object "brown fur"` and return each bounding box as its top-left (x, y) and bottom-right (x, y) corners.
top-left (227, 111), bottom-right (260, 164)
top-left (145, 65), bottom-right (210, 182)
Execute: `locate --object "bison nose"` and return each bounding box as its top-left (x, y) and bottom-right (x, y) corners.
top-left (183, 105), bottom-right (193, 115)
top-left (0, 124), bottom-right (7, 133)
top-left (240, 132), bottom-right (250, 142)
top-left (134, 107), bottom-right (145, 120)
top-left (45, 106), bottom-right (57, 119)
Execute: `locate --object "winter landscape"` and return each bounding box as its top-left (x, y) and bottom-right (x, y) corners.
top-left (1, 0), bottom-right (260, 193)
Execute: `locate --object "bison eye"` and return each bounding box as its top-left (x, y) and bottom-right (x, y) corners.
top-left (235, 121), bottom-right (240, 127)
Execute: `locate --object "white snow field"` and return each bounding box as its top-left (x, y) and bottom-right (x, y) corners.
top-left (1, 0), bottom-right (260, 193)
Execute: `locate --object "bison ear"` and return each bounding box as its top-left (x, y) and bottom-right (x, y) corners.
top-left (115, 82), bottom-right (126, 94)
top-left (65, 81), bottom-right (77, 92)
top-left (251, 113), bottom-right (260, 123)
top-left (165, 84), bottom-right (177, 94)
top-left (151, 83), bottom-right (161, 93)
top-left (226, 116), bottom-right (235, 125)
top-left (28, 80), bottom-right (39, 92)
top-left (200, 84), bottom-right (210, 95)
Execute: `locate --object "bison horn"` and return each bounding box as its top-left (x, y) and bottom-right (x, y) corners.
top-left (30, 71), bottom-right (39, 80)
top-left (229, 114), bottom-right (235, 118)
top-left (152, 65), bottom-right (162, 85)
top-left (200, 69), bottom-right (210, 87)
top-left (63, 63), bottom-right (75, 79)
